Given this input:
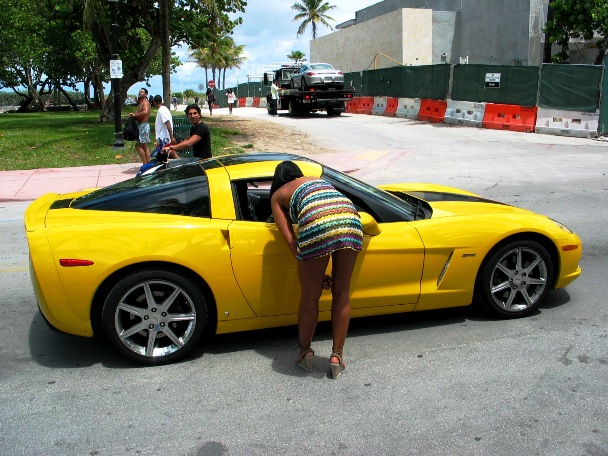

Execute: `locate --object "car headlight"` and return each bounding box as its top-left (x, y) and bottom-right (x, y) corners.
top-left (550, 218), bottom-right (573, 234)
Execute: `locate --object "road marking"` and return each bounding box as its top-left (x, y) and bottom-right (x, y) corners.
top-left (0, 267), bottom-right (29, 273)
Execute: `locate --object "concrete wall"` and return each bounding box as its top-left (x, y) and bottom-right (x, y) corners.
top-left (324, 0), bottom-right (548, 68)
top-left (311, 9), bottom-right (433, 72)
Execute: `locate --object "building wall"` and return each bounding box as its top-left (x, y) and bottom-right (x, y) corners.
top-left (311, 9), bottom-right (432, 72)
top-left (317, 0), bottom-right (548, 70)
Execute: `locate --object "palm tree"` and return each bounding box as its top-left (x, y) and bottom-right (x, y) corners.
top-left (287, 50), bottom-right (306, 63)
top-left (220, 44), bottom-right (247, 89)
top-left (292, 0), bottom-right (336, 39)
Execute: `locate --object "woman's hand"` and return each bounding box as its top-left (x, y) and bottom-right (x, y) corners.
top-left (322, 275), bottom-right (333, 290)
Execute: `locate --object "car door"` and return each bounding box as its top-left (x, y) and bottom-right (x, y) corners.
top-left (228, 179), bottom-right (425, 317)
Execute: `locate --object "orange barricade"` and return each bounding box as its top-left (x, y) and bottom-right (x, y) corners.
top-left (252, 97), bottom-right (260, 108)
top-left (238, 98), bottom-right (246, 107)
top-left (384, 97), bottom-right (399, 117)
top-left (482, 104), bottom-right (537, 133)
top-left (345, 97), bottom-right (360, 114)
top-left (417, 99), bottom-right (447, 123)
top-left (356, 97), bottom-right (374, 115)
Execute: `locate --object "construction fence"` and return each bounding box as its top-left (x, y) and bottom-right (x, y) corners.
top-left (210, 59), bottom-right (607, 138)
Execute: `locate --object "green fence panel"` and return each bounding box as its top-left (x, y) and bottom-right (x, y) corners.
top-left (235, 82), bottom-right (266, 98)
top-left (343, 71), bottom-right (363, 93)
top-left (362, 65), bottom-right (450, 99)
top-left (539, 64), bottom-right (602, 112)
top-left (452, 64), bottom-right (539, 106)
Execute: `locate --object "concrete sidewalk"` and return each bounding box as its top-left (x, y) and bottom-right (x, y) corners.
top-left (0, 163), bottom-right (140, 202)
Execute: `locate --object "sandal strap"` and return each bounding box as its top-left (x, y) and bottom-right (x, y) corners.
top-left (330, 351), bottom-right (343, 363)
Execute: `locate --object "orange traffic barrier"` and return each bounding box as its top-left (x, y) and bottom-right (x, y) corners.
top-left (384, 97), bottom-right (399, 117)
top-left (356, 97), bottom-right (374, 115)
top-left (345, 97), bottom-right (360, 114)
top-left (417, 99), bottom-right (447, 123)
top-left (252, 97), bottom-right (260, 108)
top-left (238, 97), bottom-right (246, 107)
top-left (482, 103), bottom-right (537, 133)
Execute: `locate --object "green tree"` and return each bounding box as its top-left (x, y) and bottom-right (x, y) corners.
top-left (544, 0), bottom-right (608, 64)
top-left (292, 0), bottom-right (336, 39)
top-left (287, 50), bottom-right (307, 63)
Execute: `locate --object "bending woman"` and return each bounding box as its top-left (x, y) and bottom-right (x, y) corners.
top-left (270, 161), bottom-right (363, 378)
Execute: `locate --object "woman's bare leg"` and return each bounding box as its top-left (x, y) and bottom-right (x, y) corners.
top-left (329, 249), bottom-right (359, 363)
top-left (297, 255), bottom-right (330, 351)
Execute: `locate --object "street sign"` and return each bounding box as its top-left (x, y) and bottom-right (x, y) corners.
top-left (198, 84), bottom-right (204, 90)
top-left (208, 80), bottom-right (216, 89)
top-left (485, 73), bottom-right (501, 88)
top-left (110, 60), bottom-right (123, 79)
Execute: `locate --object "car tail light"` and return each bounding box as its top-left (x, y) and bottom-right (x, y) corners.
top-left (337, 71), bottom-right (343, 75)
top-left (60, 259), bottom-right (94, 267)
top-left (306, 71), bottom-right (316, 76)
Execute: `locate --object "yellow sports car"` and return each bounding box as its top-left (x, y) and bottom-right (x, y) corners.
top-left (25, 153), bottom-right (582, 365)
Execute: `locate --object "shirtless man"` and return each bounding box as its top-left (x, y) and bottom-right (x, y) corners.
top-left (129, 87), bottom-right (151, 164)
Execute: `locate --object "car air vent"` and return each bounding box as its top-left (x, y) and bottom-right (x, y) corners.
top-left (50, 199), bottom-right (74, 209)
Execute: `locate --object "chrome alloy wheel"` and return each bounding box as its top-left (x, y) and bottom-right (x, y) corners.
top-left (489, 246), bottom-right (548, 312)
top-left (114, 279), bottom-right (197, 358)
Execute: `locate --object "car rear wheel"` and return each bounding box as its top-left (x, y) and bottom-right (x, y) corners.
top-left (102, 268), bottom-right (208, 365)
top-left (301, 77), bottom-right (308, 90)
top-left (477, 240), bottom-right (553, 318)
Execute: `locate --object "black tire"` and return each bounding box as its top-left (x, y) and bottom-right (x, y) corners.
top-left (301, 77), bottom-right (308, 90)
top-left (327, 106), bottom-right (335, 116)
top-left (288, 100), bottom-right (298, 117)
top-left (101, 268), bottom-right (208, 365)
top-left (476, 240), bottom-right (553, 318)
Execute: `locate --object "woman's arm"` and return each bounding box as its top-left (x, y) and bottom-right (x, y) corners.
top-left (271, 192), bottom-right (297, 257)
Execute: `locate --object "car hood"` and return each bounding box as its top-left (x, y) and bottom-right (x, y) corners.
top-left (378, 183), bottom-right (535, 219)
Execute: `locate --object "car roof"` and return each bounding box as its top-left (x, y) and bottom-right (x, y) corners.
top-left (201, 152), bottom-right (315, 170)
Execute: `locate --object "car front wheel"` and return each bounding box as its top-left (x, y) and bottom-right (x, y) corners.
top-left (477, 240), bottom-right (553, 318)
top-left (102, 268), bottom-right (208, 365)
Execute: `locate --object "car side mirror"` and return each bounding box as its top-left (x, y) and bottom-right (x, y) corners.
top-left (359, 212), bottom-right (381, 236)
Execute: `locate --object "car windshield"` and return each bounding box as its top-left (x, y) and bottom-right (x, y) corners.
top-left (321, 167), bottom-right (417, 222)
top-left (71, 163), bottom-right (211, 217)
top-left (310, 64), bottom-right (334, 70)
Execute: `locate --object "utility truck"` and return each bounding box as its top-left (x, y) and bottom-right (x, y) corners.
top-left (263, 64), bottom-right (355, 117)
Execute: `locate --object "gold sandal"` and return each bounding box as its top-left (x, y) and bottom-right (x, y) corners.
top-left (297, 346), bottom-right (314, 372)
top-left (329, 350), bottom-right (346, 379)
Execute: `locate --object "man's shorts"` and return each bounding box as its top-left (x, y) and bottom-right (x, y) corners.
top-left (138, 123), bottom-right (150, 144)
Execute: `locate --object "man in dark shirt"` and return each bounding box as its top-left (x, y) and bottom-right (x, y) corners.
top-left (162, 104), bottom-right (211, 159)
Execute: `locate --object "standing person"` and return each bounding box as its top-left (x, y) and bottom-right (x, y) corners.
top-left (162, 104), bottom-right (211, 159)
top-left (206, 87), bottom-right (216, 115)
top-left (226, 88), bottom-right (236, 114)
top-left (152, 95), bottom-right (177, 159)
top-left (270, 79), bottom-right (279, 116)
top-left (270, 161), bottom-right (363, 379)
top-left (194, 95), bottom-right (199, 106)
top-left (129, 87), bottom-right (151, 164)
top-left (172, 95), bottom-right (178, 110)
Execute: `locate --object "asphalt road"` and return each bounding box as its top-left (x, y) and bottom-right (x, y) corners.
top-left (0, 111), bottom-right (607, 456)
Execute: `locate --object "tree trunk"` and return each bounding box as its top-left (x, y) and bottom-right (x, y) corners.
top-left (57, 86), bottom-right (81, 111)
top-left (160, 0), bottom-right (172, 103)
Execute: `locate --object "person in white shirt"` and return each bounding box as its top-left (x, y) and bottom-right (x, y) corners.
top-left (226, 88), bottom-right (236, 114)
top-left (153, 95), bottom-right (177, 159)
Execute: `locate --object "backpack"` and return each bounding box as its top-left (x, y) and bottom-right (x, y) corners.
top-left (124, 116), bottom-right (139, 141)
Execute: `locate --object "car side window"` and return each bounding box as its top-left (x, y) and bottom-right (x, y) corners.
top-left (72, 164), bottom-right (211, 218)
top-left (233, 179), bottom-right (273, 222)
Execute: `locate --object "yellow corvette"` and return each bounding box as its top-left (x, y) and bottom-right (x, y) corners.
top-left (25, 153), bottom-right (582, 365)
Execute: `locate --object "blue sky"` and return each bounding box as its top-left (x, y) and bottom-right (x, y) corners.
top-left (128, 0), bottom-right (377, 97)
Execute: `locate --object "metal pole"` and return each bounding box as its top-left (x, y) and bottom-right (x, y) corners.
top-left (110, 0), bottom-right (124, 148)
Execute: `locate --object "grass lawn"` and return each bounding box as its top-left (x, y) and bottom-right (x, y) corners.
top-left (0, 108), bottom-right (246, 171)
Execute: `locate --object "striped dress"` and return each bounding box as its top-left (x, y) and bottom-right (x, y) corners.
top-left (289, 180), bottom-right (363, 261)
